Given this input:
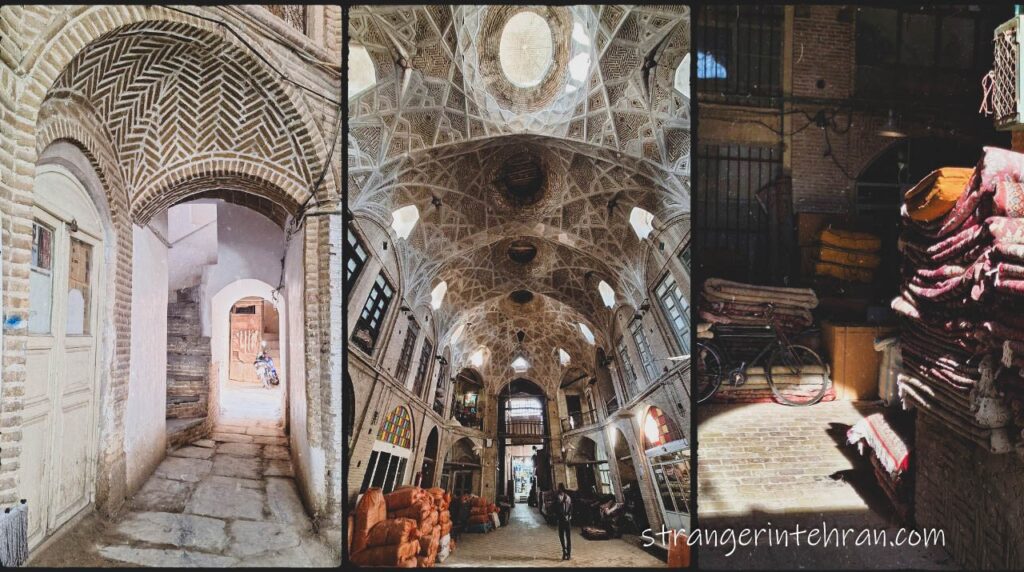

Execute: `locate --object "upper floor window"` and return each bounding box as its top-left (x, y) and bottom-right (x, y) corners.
top-left (411, 338), bottom-right (434, 399)
top-left (678, 243), bottom-right (691, 272)
top-left (346, 227), bottom-right (368, 291)
top-left (695, 5), bottom-right (783, 105)
top-left (616, 336), bottom-right (639, 399)
top-left (631, 320), bottom-right (659, 382)
top-left (656, 273), bottom-right (690, 355)
top-left (394, 319), bottom-right (421, 385)
top-left (351, 272), bottom-right (394, 354)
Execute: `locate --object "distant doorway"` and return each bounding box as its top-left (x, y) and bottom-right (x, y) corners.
top-left (220, 296), bottom-right (284, 424)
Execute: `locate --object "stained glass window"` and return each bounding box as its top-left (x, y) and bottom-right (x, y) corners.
top-left (643, 406), bottom-right (683, 449)
top-left (377, 406), bottom-right (413, 449)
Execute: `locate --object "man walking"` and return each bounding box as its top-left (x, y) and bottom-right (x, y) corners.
top-left (554, 483), bottom-right (573, 560)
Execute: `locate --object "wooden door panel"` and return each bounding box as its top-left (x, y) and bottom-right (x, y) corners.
top-left (22, 410), bottom-right (50, 548)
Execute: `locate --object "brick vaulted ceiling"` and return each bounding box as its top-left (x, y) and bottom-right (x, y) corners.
top-left (349, 5), bottom-right (690, 387)
top-left (37, 20), bottom-right (331, 224)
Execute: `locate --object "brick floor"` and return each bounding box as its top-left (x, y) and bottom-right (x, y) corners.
top-left (697, 401), bottom-right (956, 570)
top-left (440, 504), bottom-right (665, 568)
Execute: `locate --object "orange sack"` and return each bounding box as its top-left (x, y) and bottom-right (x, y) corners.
top-left (419, 527), bottom-right (440, 556)
top-left (390, 500), bottom-right (432, 521)
top-left (439, 510), bottom-right (450, 524)
top-left (384, 487), bottom-right (424, 511)
top-left (352, 489), bottom-right (388, 555)
top-left (467, 514), bottom-right (490, 525)
top-left (668, 531), bottom-right (691, 568)
top-left (350, 540), bottom-right (420, 566)
top-left (365, 517), bottom-right (420, 548)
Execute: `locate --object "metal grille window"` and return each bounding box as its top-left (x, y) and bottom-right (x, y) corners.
top-left (432, 361), bottom-right (449, 416)
top-left (631, 320), bottom-right (659, 383)
top-left (695, 5), bottom-right (783, 105)
top-left (616, 337), bottom-right (639, 399)
top-left (394, 320), bottom-right (421, 385)
top-left (656, 273), bottom-right (691, 355)
top-left (695, 143), bottom-right (790, 284)
top-left (411, 338), bottom-right (434, 399)
top-left (351, 272), bottom-right (394, 354)
top-left (359, 450), bottom-right (408, 494)
top-left (346, 227), bottom-right (368, 291)
top-left (678, 244), bottom-right (691, 273)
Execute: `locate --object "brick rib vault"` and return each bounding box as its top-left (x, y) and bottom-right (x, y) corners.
top-left (347, 4), bottom-right (693, 540)
top-left (0, 3), bottom-right (342, 547)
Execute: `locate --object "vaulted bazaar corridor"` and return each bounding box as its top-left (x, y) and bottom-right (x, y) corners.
top-left (346, 5), bottom-right (691, 566)
top-left (0, 5), bottom-right (342, 566)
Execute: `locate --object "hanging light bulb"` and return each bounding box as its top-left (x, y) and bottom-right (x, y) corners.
top-left (877, 109), bottom-right (907, 138)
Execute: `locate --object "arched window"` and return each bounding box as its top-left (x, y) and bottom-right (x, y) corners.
top-left (377, 406), bottom-right (413, 449)
top-left (348, 44), bottom-right (376, 98)
top-left (642, 406), bottom-right (683, 449)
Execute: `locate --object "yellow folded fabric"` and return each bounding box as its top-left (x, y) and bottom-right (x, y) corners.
top-left (904, 167), bottom-right (973, 223)
top-left (819, 228), bottom-right (881, 252)
top-left (818, 245), bottom-right (881, 269)
top-left (814, 261), bottom-right (874, 283)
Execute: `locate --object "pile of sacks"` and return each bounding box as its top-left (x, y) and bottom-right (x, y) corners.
top-left (349, 486), bottom-right (455, 567)
top-left (463, 494), bottom-right (499, 531)
top-left (698, 278), bottom-right (818, 333)
top-left (893, 150), bottom-right (1024, 454)
top-left (814, 227), bottom-right (882, 284)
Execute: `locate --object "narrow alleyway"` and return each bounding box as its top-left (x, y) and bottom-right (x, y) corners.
top-left (697, 401), bottom-right (955, 569)
top-left (28, 421), bottom-right (334, 567)
top-left (440, 504), bottom-right (664, 568)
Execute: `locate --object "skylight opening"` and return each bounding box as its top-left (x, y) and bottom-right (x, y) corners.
top-left (674, 53), bottom-right (690, 97)
top-left (499, 12), bottom-right (554, 88)
top-left (511, 356), bottom-right (530, 372)
top-left (390, 205), bottom-right (420, 239)
top-left (430, 281), bottom-right (448, 309)
top-left (450, 323), bottom-right (466, 344)
top-left (629, 207), bottom-right (655, 240)
top-left (598, 280), bottom-right (616, 308)
top-left (578, 322), bottom-right (595, 345)
top-left (558, 348), bottom-right (571, 366)
top-left (470, 347), bottom-right (485, 368)
top-left (348, 45), bottom-right (376, 98)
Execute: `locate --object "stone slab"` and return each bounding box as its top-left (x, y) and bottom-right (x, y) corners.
top-left (154, 457), bottom-right (213, 483)
top-left (212, 455), bottom-right (262, 480)
top-left (207, 475), bottom-right (264, 490)
top-left (185, 479), bottom-right (266, 521)
top-left (115, 511), bottom-right (228, 552)
top-left (263, 446), bottom-right (290, 460)
top-left (209, 432), bottom-right (254, 444)
top-left (266, 478), bottom-right (308, 528)
top-left (192, 439), bottom-right (217, 449)
top-left (253, 436), bottom-right (288, 446)
top-left (227, 520), bottom-right (301, 557)
top-left (264, 460), bottom-right (293, 478)
top-left (217, 442), bottom-right (262, 457)
top-left (169, 446), bottom-right (215, 460)
top-left (131, 477), bottom-right (194, 513)
top-left (97, 546), bottom-right (238, 568)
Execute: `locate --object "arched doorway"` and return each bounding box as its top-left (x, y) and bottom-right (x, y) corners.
top-left (219, 296), bottom-right (284, 423)
top-left (441, 437), bottom-right (482, 496)
top-left (359, 406), bottom-right (415, 494)
top-left (566, 436), bottom-right (603, 495)
top-left (497, 378), bottom-right (551, 502)
top-left (24, 164), bottom-right (108, 548)
top-left (613, 427), bottom-right (649, 531)
top-left (642, 406), bottom-right (690, 531)
top-left (420, 427), bottom-right (440, 488)
top-left (450, 368), bottom-right (484, 430)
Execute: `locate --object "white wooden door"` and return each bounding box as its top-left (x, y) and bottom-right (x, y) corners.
top-left (23, 167), bottom-right (104, 549)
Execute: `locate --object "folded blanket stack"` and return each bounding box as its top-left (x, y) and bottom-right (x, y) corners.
top-left (847, 412), bottom-right (914, 523)
top-left (814, 228), bottom-right (882, 284)
top-left (699, 278), bottom-right (818, 334)
top-left (893, 150), bottom-right (1024, 454)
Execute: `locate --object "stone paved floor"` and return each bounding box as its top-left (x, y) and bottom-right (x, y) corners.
top-left (697, 401), bottom-right (955, 569)
top-left (440, 503), bottom-right (665, 568)
top-left (219, 381), bottom-right (283, 424)
top-left (28, 420), bottom-right (337, 567)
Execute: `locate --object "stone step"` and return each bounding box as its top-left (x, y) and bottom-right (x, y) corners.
top-left (167, 339), bottom-right (213, 356)
top-left (175, 286), bottom-right (202, 304)
top-left (167, 356), bottom-right (210, 375)
top-left (167, 319), bottom-right (201, 337)
top-left (167, 301), bottom-right (199, 316)
top-left (167, 394), bottom-right (201, 405)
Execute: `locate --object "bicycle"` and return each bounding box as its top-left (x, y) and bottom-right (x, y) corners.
top-left (695, 306), bottom-right (830, 406)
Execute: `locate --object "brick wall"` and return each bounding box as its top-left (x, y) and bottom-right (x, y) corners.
top-left (0, 4), bottom-right (340, 527)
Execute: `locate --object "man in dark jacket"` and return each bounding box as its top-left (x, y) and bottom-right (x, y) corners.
top-left (553, 483), bottom-right (573, 560)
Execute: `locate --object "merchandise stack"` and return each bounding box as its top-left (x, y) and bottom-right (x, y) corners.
top-left (814, 227), bottom-right (883, 284)
top-left (846, 411), bottom-right (914, 523)
top-left (462, 494), bottom-right (499, 532)
top-left (349, 486), bottom-right (457, 568)
top-left (893, 151), bottom-right (1024, 454)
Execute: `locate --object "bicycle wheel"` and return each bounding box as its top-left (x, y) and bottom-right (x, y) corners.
top-left (766, 344), bottom-right (829, 406)
top-left (695, 341), bottom-right (723, 404)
